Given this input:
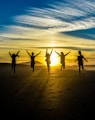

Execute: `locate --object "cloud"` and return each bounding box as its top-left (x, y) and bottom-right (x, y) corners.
top-left (0, 0), bottom-right (95, 51)
top-left (2, 0), bottom-right (95, 35)
top-left (63, 28), bottom-right (95, 40)
top-left (29, 46), bottom-right (95, 52)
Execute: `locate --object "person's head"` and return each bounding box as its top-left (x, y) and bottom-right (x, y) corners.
top-left (46, 53), bottom-right (50, 57)
top-left (32, 52), bottom-right (34, 55)
top-left (61, 52), bottom-right (64, 55)
top-left (11, 53), bottom-right (15, 57)
top-left (12, 53), bottom-right (15, 55)
top-left (78, 50), bottom-right (81, 55)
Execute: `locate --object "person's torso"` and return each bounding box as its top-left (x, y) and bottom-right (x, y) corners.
top-left (46, 54), bottom-right (50, 60)
top-left (78, 55), bottom-right (83, 64)
top-left (61, 55), bottom-right (65, 62)
top-left (31, 56), bottom-right (35, 63)
top-left (12, 55), bottom-right (16, 62)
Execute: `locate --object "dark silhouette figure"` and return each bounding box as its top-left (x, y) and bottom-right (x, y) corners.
top-left (55, 50), bottom-right (71, 70)
top-left (9, 51), bottom-right (20, 74)
top-left (77, 50), bottom-right (88, 73)
top-left (45, 48), bottom-right (53, 72)
top-left (26, 50), bottom-right (41, 72)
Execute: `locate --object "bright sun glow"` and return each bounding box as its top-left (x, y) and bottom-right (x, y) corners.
top-left (50, 52), bottom-right (59, 66)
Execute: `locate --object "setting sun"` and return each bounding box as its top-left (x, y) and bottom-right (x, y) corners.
top-left (50, 52), bottom-right (59, 66)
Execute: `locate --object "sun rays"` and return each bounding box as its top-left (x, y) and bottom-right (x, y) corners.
top-left (50, 52), bottom-right (59, 66)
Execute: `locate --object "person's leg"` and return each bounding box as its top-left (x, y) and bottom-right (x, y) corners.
top-left (63, 61), bottom-right (65, 68)
top-left (12, 63), bottom-right (14, 71)
top-left (47, 63), bottom-right (50, 72)
top-left (14, 64), bottom-right (16, 74)
top-left (79, 64), bottom-right (81, 73)
top-left (82, 63), bottom-right (84, 71)
top-left (31, 64), bottom-right (34, 72)
top-left (62, 62), bottom-right (65, 70)
top-left (33, 65), bottom-right (34, 72)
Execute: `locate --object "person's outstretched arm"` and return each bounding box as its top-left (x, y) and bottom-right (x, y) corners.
top-left (26, 50), bottom-right (31, 57)
top-left (9, 51), bottom-right (12, 57)
top-left (55, 51), bottom-right (60, 56)
top-left (16, 50), bottom-right (20, 57)
top-left (65, 50), bottom-right (71, 56)
top-left (50, 48), bottom-right (53, 55)
top-left (83, 57), bottom-right (88, 62)
top-left (46, 48), bottom-right (48, 54)
top-left (35, 51), bottom-right (41, 57)
top-left (45, 48), bottom-right (48, 57)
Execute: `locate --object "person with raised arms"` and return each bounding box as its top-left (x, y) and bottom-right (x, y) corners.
top-left (26, 50), bottom-right (41, 72)
top-left (45, 48), bottom-right (53, 73)
top-left (9, 50), bottom-right (20, 74)
top-left (55, 50), bottom-right (71, 70)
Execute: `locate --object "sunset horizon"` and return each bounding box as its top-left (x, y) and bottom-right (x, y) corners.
top-left (0, 0), bottom-right (95, 66)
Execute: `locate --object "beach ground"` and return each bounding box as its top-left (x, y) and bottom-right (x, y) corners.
top-left (0, 63), bottom-right (95, 119)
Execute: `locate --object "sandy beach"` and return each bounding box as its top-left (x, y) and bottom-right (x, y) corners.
top-left (0, 63), bottom-right (95, 119)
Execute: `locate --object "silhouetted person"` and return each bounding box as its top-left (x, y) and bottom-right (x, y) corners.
top-left (9, 51), bottom-right (20, 74)
top-left (26, 50), bottom-right (41, 72)
top-left (45, 48), bottom-right (53, 72)
top-left (55, 50), bottom-right (71, 70)
top-left (77, 50), bottom-right (88, 73)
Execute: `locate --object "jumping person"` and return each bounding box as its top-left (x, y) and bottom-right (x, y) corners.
top-left (26, 50), bottom-right (41, 72)
top-left (9, 51), bottom-right (20, 74)
top-left (55, 50), bottom-right (71, 70)
top-left (45, 48), bottom-right (53, 72)
top-left (77, 50), bottom-right (88, 73)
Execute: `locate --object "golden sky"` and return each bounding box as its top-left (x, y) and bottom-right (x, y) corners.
top-left (0, 0), bottom-right (95, 66)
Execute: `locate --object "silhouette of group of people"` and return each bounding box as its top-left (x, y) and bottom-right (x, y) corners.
top-left (9, 49), bottom-right (88, 74)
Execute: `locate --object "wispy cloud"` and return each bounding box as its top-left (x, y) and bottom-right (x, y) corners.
top-left (0, 0), bottom-right (95, 52)
top-left (29, 46), bottom-right (95, 52)
top-left (1, 0), bottom-right (95, 33)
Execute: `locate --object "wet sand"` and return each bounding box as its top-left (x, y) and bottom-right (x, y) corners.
top-left (0, 63), bottom-right (95, 119)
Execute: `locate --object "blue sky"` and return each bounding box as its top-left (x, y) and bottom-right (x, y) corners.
top-left (0, 0), bottom-right (95, 64)
top-left (0, 0), bottom-right (95, 41)
top-left (0, 0), bottom-right (50, 26)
